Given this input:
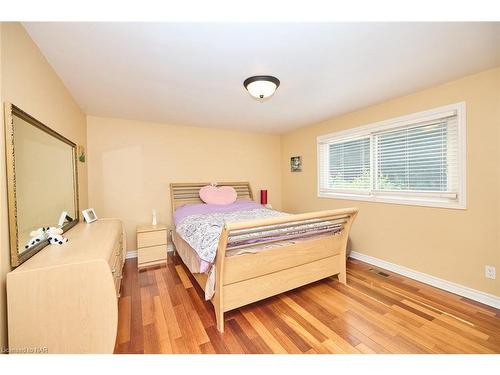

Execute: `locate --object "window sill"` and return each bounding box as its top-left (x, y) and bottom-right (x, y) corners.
top-left (317, 191), bottom-right (466, 210)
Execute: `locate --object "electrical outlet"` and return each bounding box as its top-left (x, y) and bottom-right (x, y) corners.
top-left (485, 265), bottom-right (496, 280)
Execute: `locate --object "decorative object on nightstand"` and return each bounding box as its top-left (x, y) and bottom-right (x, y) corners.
top-left (151, 208), bottom-right (158, 225)
top-left (137, 224), bottom-right (167, 269)
top-left (260, 189), bottom-right (268, 205)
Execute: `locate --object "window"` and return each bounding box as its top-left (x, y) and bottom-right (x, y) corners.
top-left (317, 103), bottom-right (466, 209)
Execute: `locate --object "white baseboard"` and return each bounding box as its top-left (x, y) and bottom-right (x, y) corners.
top-left (349, 251), bottom-right (500, 309)
top-left (125, 250), bottom-right (138, 259)
top-left (126, 243), bottom-right (174, 260)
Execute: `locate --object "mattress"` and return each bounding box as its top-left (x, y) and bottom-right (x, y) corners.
top-left (172, 230), bottom-right (207, 274)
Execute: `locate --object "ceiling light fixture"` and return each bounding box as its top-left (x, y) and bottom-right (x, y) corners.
top-left (243, 75), bottom-right (280, 101)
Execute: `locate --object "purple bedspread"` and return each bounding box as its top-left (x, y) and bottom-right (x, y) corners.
top-left (174, 199), bottom-right (264, 273)
top-left (174, 199), bottom-right (261, 225)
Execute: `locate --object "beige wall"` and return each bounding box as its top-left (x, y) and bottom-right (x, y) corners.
top-left (281, 67), bottom-right (500, 297)
top-left (0, 22), bottom-right (88, 349)
top-left (87, 116), bottom-right (282, 250)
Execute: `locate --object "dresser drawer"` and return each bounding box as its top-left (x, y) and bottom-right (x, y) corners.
top-left (138, 245), bottom-right (167, 267)
top-left (137, 230), bottom-right (167, 248)
top-left (110, 252), bottom-right (121, 275)
top-left (114, 276), bottom-right (122, 298)
top-left (113, 236), bottom-right (122, 256)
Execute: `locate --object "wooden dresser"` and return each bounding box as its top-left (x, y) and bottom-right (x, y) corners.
top-left (6, 218), bottom-right (126, 354)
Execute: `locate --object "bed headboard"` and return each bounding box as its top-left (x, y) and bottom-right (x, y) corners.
top-left (170, 182), bottom-right (254, 213)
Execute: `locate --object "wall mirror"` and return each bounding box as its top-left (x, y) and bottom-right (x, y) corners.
top-left (4, 103), bottom-right (79, 267)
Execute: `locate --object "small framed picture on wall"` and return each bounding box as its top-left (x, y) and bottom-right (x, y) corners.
top-left (290, 156), bottom-right (302, 172)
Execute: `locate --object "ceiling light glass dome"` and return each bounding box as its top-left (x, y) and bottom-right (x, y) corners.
top-left (243, 75), bottom-right (280, 100)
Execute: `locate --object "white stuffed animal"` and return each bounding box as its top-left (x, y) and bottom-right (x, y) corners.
top-left (44, 227), bottom-right (67, 245)
top-left (25, 226), bottom-right (52, 249)
top-left (29, 226), bottom-right (50, 237)
top-left (48, 234), bottom-right (68, 245)
top-left (25, 227), bottom-right (47, 249)
top-left (25, 226), bottom-right (68, 249)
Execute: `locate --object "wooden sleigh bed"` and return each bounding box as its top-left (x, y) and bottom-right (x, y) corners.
top-left (170, 182), bottom-right (358, 332)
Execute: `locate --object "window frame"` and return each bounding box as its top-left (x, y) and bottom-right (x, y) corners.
top-left (316, 102), bottom-right (467, 209)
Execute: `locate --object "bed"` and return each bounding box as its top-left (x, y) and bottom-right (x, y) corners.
top-left (170, 182), bottom-right (358, 332)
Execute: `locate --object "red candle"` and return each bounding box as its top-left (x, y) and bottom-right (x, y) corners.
top-left (260, 190), bottom-right (268, 205)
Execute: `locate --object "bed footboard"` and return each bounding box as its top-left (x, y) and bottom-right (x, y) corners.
top-left (212, 208), bottom-right (358, 332)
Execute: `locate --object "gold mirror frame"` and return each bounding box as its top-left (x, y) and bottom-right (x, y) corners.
top-left (4, 103), bottom-right (80, 267)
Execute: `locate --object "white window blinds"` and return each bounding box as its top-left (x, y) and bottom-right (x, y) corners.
top-left (327, 137), bottom-right (371, 191)
top-left (374, 116), bottom-right (458, 195)
top-left (317, 103), bottom-right (465, 209)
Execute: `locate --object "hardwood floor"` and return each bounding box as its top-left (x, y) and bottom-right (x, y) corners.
top-left (115, 254), bottom-right (500, 354)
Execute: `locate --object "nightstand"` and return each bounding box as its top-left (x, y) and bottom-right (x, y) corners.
top-left (136, 224), bottom-right (168, 269)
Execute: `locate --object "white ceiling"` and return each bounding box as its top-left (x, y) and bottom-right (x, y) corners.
top-left (23, 22), bottom-right (500, 133)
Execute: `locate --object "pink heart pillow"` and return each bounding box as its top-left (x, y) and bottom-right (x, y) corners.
top-left (199, 185), bottom-right (237, 205)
